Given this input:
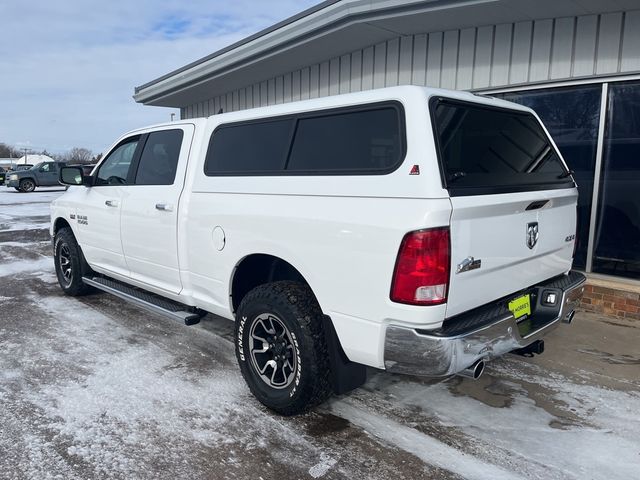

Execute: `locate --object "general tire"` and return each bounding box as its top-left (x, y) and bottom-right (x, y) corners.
top-left (54, 227), bottom-right (94, 296)
top-left (235, 281), bottom-right (333, 415)
top-left (19, 178), bottom-right (35, 192)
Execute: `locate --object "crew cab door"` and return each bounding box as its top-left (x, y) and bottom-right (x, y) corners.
top-left (37, 162), bottom-right (59, 186)
top-left (430, 97), bottom-right (578, 317)
top-left (75, 135), bottom-right (142, 276)
top-left (120, 125), bottom-right (194, 294)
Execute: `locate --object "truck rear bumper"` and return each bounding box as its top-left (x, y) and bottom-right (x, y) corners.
top-left (383, 271), bottom-right (586, 377)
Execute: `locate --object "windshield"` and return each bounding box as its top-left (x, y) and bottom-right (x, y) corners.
top-left (432, 98), bottom-right (574, 195)
top-left (30, 162), bottom-right (44, 170)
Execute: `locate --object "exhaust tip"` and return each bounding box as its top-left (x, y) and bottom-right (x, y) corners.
top-left (473, 360), bottom-right (485, 379)
top-left (457, 359), bottom-right (485, 380)
top-left (563, 310), bottom-right (576, 324)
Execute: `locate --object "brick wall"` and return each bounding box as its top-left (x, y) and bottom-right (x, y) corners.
top-left (580, 283), bottom-right (640, 320)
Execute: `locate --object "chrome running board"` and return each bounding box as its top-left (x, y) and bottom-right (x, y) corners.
top-left (82, 276), bottom-right (203, 325)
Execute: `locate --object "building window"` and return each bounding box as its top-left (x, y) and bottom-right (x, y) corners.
top-left (592, 81), bottom-right (640, 280)
top-left (496, 85), bottom-right (602, 270)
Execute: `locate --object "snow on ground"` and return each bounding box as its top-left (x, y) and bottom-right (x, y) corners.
top-left (1, 186), bottom-right (639, 480)
top-left (0, 187), bottom-right (64, 232)
top-left (333, 363), bottom-right (640, 480)
top-left (0, 187), bottom-right (65, 206)
top-left (0, 257), bottom-right (53, 277)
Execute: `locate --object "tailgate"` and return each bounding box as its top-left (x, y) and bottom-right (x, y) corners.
top-left (430, 96), bottom-right (578, 317)
top-left (446, 189), bottom-right (577, 317)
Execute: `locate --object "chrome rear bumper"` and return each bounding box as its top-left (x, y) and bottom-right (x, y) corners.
top-left (383, 271), bottom-right (586, 377)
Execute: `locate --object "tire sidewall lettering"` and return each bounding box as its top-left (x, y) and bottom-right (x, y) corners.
top-left (233, 282), bottom-right (332, 414)
top-left (289, 331), bottom-right (302, 398)
top-left (238, 315), bottom-right (247, 362)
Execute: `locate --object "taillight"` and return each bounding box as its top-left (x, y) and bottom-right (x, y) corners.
top-left (390, 228), bottom-right (450, 306)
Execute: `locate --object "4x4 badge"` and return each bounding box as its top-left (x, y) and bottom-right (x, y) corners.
top-left (527, 222), bottom-right (539, 249)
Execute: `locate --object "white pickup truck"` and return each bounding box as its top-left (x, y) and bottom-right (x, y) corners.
top-left (51, 86), bottom-right (585, 415)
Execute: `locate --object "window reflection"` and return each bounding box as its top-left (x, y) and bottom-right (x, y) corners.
top-left (496, 86), bottom-right (601, 269)
top-left (592, 81), bottom-right (640, 279)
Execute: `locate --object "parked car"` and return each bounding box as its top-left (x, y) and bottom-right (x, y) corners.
top-left (0, 167), bottom-right (5, 185)
top-left (5, 161), bottom-right (66, 192)
top-left (51, 86), bottom-right (585, 415)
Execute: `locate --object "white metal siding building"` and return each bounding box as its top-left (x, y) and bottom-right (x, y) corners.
top-left (135, 0), bottom-right (640, 286)
top-left (179, 10), bottom-right (639, 117)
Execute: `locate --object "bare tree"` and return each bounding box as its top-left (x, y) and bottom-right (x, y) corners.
top-left (0, 143), bottom-right (21, 158)
top-left (65, 147), bottom-right (93, 164)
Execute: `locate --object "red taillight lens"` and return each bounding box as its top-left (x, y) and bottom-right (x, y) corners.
top-left (390, 228), bottom-right (450, 305)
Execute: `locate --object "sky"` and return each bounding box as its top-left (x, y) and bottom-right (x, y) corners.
top-left (0, 1), bottom-right (318, 156)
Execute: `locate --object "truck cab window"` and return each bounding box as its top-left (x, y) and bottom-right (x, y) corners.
top-left (95, 137), bottom-right (140, 186)
top-left (134, 129), bottom-right (184, 185)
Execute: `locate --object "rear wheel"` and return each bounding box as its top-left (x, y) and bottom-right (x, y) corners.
top-left (235, 281), bottom-right (333, 415)
top-left (54, 227), bottom-right (93, 296)
top-left (19, 178), bottom-right (35, 192)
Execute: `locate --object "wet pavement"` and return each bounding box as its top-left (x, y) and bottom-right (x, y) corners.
top-left (0, 188), bottom-right (639, 480)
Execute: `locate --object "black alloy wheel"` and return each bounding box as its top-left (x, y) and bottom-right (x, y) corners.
top-left (235, 281), bottom-right (333, 415)
top-left (53, 227), bottom-right (94, 296)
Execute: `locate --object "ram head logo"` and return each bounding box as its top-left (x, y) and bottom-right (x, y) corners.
top-left (526, 222), bottom-right (539, 249)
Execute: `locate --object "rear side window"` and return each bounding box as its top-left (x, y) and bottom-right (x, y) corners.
top-left (204, 103), bottom-right (404, 175)
top-left (204, 119), bottom-right (293, 174)
top-left (287, 108), bottom-right (401, 172)
top-left (135, 129), bottom-right (184, 185)
top-left (432, 98), bottom-right (573, 195)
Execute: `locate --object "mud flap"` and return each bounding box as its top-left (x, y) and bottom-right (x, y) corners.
top-left (322, 315), bottom-right (367, 395)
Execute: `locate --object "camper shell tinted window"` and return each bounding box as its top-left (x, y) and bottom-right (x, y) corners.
top-left (431, 98), bottom-right (574, 196)
top-left (204, 102), bottom-right (405, 176)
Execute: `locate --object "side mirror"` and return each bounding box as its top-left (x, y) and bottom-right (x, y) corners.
top-left (59, 166), bottom-right (93, 187)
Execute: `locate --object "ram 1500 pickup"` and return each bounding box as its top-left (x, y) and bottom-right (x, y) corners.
top-left (51, 86), bottom-right (585, 415)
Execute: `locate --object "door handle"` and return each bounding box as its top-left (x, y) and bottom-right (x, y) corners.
top-left (105, 200), bottom-right (118, 207)
top-left (155, 203), bottom-right (173, 212)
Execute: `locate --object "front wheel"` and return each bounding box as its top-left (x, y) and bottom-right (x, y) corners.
top-left (19, 178), bottom-right (35, 192)
top-left (235, 281), bottom-right (333, 415)
top-left (54, 227), bottom-right (93, 296)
